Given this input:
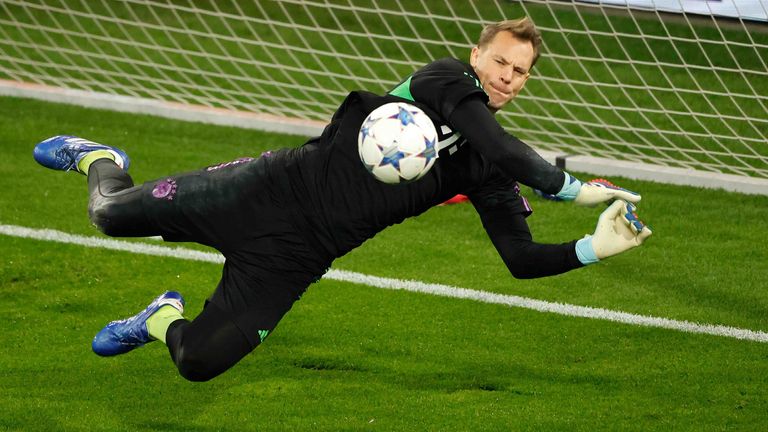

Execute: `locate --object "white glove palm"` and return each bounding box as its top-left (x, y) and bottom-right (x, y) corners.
top-left (576, 200), bottom-right (652, 263)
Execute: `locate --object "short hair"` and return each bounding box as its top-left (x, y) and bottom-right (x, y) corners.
top-left (477, 17), bottom-right (542, 68)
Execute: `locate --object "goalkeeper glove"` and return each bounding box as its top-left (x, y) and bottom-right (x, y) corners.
top-left (575, 200), bottom-right (652, 264)
top-left (553, 173), bottom-right (641, 206)
top-left (575, 178), bottom-right (641, 207)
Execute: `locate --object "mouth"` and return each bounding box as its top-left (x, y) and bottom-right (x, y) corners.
top-left (488, 83), bottom-right (511, 99)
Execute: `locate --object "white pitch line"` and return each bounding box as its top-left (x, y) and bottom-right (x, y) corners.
top-left (2, 223), bottom-right (767, 343)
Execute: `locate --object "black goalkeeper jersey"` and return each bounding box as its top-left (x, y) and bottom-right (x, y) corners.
top-left (266, 58), bottom-right (569, 263)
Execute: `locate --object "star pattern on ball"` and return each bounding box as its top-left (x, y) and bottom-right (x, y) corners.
top-left (358, 102), bottom-right (438, 184)
top-left (380, 145), bottom-right (406, 170)
top-left (393, 106), bottom-right (417, 127)
top-left (359, 117), bottom-right (377, 140)
top-left (419, 136), bottom-right (437, 159)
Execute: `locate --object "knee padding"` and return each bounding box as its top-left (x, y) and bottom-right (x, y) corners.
top-left (88, 197), bottom-right (122, 237)
top-left (173, 345), bottom-right (223, 382)
top-left (165, 305), bottom-right (255, 382)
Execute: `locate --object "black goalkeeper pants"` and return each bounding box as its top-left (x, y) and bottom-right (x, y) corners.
top-left (86, 158), bottom-right (328, 381)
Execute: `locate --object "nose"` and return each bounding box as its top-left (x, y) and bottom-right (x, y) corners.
top-left (500, 67), bottom-right (512, 84)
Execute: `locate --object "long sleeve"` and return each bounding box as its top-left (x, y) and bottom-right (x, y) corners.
top-left (473, 205), bottom-right (584, 279)
top-left (449, 96), bottom-right (565, 195)
top-left (468, 176), bottom-right (583, 279)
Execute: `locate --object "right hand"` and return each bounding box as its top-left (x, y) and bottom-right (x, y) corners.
top-left (589, 200), bottom-right (652, 259)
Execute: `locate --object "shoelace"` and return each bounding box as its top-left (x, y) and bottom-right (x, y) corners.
top-left (55, 145), bottom-right (80, 172)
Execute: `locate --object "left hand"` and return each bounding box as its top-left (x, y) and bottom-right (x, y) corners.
top-left (574, 179), bottom-right (641, 207)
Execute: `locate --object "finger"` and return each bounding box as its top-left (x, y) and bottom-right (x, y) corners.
top-left (614, 189), bottom-right (642, 203)
top-left (622, 203), bottom-right (645, 235)
top-left (587, 179), bottom-right (641, 203)
top-left (599, 199), bottom-right (626, 223)
top-left (637, 225), bottom-right (653, 243)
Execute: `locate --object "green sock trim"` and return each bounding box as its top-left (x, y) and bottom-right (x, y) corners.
top-left (76, 150), bottom-right (114, 174)
top-left (146, 305), bottom-right (184, 344)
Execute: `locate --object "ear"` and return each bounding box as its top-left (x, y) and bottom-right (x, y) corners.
top-left (470, 46), bottom-right (479, 68)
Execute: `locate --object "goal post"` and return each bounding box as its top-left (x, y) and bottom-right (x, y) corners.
top-left (1, 0), bottom-right (766, 194)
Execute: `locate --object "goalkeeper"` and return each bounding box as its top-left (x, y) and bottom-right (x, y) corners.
top-left (32, 17), bottom-right (651, 382)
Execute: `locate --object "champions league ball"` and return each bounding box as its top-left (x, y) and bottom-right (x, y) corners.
top-left (358, 102), bottom-right (438, 184)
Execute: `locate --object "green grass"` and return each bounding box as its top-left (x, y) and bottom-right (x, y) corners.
top-left (1, 96), bottom-right (768, 431)
top-left (1, 1), bottom-right (766, 177)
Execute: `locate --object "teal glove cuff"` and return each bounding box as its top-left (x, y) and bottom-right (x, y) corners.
top-left (555, 172), bottom-right (582, 201)
top-left (575, 236), bottom-right (599, 265)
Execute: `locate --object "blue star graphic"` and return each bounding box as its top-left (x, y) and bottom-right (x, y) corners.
top-left (395, 106), bottom-right (416, 126)
top-left (419, 136), bottom-right (437, 159)
top-left (380, 145), bottom-right (405, 170)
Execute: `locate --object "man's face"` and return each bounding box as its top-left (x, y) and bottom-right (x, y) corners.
top-left (470, 31), bottom-right (534, 112)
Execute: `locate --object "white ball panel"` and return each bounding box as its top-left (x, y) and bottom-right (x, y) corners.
top-left (370, 118), bottom-right (401, 145)
top-left (398, 157), bottom-right (428, 181)
top-left (360, 138), bottom-right (384, 165)
top-left (413, 114), bottom-right (438, 141)
top-left (397, 126), bottom-right (425, 154)
top-left (371, 164), bottom-right (402, 184)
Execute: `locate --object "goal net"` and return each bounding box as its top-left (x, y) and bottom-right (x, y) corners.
top-left (1, 1), bottom-right (766, 192)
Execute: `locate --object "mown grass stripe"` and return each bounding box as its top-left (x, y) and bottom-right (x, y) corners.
top-left (2, 223), bottom-right (766, 343)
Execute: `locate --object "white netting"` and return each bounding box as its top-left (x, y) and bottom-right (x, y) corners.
top-left (1, 0), bottom-right (766, 179)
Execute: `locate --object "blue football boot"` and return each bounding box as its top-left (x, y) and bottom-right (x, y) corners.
top-left (33, 135), bottom-right (130, 173)
top-left (92, 291), bottom-right (185, 357)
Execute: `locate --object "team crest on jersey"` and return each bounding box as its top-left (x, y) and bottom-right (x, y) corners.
top-left (152, 178), bottom-right (177, 200)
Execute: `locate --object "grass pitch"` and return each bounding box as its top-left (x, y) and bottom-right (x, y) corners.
top-left (1, 96), bottom-right (768, 431)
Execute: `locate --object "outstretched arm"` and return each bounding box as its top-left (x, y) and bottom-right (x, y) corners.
top-left (471, 187), bottom-right (652, 279)
top-left (449, 96), bottom-right (641, 205)
top-left (475, 205), bottom-right (583, 279)
top-left (449, 96), bottom-right (564, 194)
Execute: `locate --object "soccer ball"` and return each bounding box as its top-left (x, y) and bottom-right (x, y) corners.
top-left (358, 102), bottom-right (438, 184)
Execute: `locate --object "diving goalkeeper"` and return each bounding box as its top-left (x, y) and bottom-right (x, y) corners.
top-left (32, 17), bottom-right (651, 382)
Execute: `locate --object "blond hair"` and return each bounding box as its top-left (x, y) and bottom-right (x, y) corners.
top-left (477, 17), bottom-right (542, 67)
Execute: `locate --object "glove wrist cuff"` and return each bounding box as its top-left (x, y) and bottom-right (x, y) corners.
top-left (555, 172), bottom-right (582, 201)
top-left (575, 236), bottom-right (600, 265)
